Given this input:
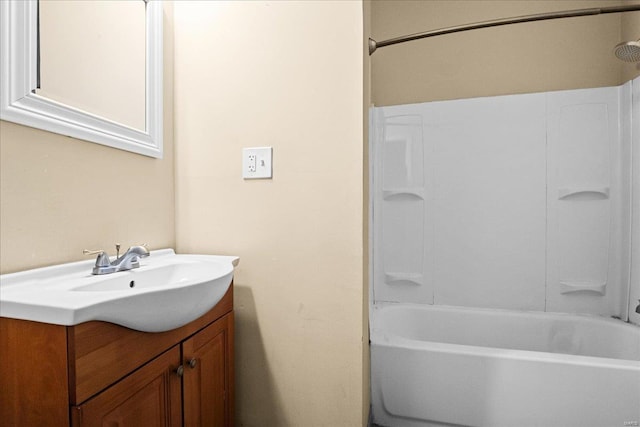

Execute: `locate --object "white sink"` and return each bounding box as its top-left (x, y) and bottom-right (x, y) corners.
top-left (0, 249), bottom-right (239, 332)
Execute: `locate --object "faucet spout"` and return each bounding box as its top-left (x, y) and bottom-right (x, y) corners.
top-left (111, 245), bottom-right (150, 272)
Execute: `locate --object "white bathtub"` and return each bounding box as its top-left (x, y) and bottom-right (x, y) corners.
top-left (370, 303), bottom-right (640, 427)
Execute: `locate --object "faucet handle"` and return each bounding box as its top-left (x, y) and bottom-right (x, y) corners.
top-left (83, 249), bottom-right (111, 267)
top-left (83, 249), bottom-right (104, 256)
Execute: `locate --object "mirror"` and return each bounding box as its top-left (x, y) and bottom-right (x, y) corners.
top-left (0, 0), bottom-right (163, 158)
top-left (37, 0), bottom-right (146, 132)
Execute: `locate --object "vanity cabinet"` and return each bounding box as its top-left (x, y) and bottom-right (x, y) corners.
top-left (1, 285), bottom-right (234, 427)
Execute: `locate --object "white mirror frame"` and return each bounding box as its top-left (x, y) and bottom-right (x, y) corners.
top-left (0, 0), bottom-right (163, 158)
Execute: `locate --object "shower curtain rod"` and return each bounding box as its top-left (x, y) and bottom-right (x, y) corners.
top-left (368, 4), bottom-right (640, 55)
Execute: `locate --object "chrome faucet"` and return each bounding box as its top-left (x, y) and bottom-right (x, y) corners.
top-left (84, 245), bottom-right (150, 275)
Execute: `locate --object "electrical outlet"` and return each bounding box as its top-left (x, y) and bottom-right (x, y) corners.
top-left (242, 147), bottom-right (272, 179)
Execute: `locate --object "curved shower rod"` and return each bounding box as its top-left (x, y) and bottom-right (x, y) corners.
top-left (368, 4), bottom-right (640, 55)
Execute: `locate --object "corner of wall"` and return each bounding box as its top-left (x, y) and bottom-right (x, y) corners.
top-left (362, 1), bottom-right (372, 424)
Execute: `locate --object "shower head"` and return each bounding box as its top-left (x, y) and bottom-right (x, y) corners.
top-left (614, 40), bottom-right (640, 62)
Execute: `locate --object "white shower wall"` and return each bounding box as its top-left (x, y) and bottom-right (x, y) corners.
top-left (630, 78), bottom-right (640, 326)
top-left (372, 79), bottom-right (637, 319)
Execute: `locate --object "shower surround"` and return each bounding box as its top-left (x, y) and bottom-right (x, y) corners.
top-left (370, 78), bottom-right (640, 427)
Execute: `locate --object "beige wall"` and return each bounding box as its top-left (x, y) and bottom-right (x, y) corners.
top-left (173, 1), bottom-right (365, 426)
top-left (0, 4), bottom-right (175, 274)
top-left (621, 3), bottom-right (640, 82)
top-left (371, 0), bottom-right (640, 106)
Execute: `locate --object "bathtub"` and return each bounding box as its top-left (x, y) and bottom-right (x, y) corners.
top-left (370, 303), bottom-right (640, 427)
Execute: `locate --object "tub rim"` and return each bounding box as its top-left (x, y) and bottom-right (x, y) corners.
top-left (371, 302), bottom-right (640, 367)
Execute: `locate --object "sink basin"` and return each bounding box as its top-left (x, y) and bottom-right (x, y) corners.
top-left (0, 249), bottom-right (239, 332)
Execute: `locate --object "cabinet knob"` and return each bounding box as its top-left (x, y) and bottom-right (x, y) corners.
top-left (175, 365), bottom-right (184, 377)
top-left (188, 358), bottom-right (197, 369)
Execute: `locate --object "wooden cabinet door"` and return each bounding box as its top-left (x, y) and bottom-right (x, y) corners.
top-left (71, 346), bottom-right (182, 427)
top-left (182, 313), bottom-right (233, 427)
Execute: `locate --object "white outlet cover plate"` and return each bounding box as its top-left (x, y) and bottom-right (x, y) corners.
top-left (243, 147), bottom-right (272, 179)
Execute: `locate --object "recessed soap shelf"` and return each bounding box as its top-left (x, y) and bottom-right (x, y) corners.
top-left (559, 281), bottom-right (606, 296)
top-left (557, 187), bottom-right (609, 200)
top-left (384, 273), bottom-right (423, 287)
top-left (383, 188), bottom-right (424, 200)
